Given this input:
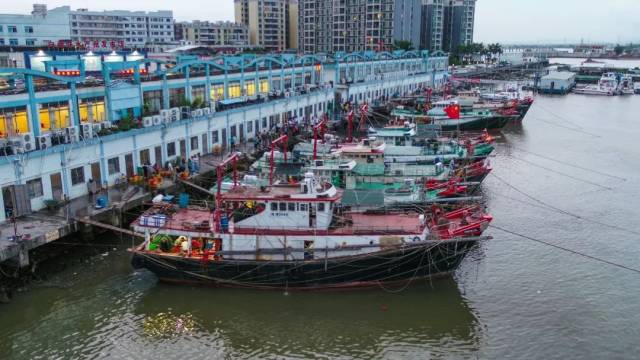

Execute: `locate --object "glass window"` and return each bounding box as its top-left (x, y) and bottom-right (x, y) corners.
top-left (24, 26), bottom-right (33, 33)
top-left (9, 39), bottom-right (18, 46)
top-left (211, 130), bottom-right (219, 144)
top-left (279, 202), bottom-right (286, 211)
top-left (270, 202), bottom-right (277, 211)
top-left (26, 178), bottom-right (43, 199)
top-left (190, 136), bottom-right (199, 150)
top-left (167, 142), bottom-right (176, 157)
top-left (108, 157), bottom-right (120, 175)
top-left (299, 204), bottom-right (307, 212)
top-left (71, 167), bottom-right (85, 185)
top-left (318, 203), bottom-right (325, 212)
top-left (288, 202), bottom-right (296, 211)
top-left (8, 26), bottom-right (17, 33)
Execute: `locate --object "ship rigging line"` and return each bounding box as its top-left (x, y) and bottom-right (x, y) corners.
top-left (489, 225), bottom-right (640, 275)
top-left (503, 155), bottom-right (612, 190)
top-left (496, 145), bottom-right (627, 181)
top-left (489, 173), bottom-right (640, 237)
top-left (532, 117), bottom-right (601, 138)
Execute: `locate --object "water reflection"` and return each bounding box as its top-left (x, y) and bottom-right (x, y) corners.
top-left (134, 276), bottom-right (484, 359)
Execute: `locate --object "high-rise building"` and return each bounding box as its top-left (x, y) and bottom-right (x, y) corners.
top-left (0, 4), bottom-right (175, 49)
top-left (69, 8), bottom-right (174, 48)
top-left (0, 4), bottom-right (71, 47)
top-left (175, 21), bottom-right (249, 47)
top-left (421, 0), bottom-right (476, 53)
top-left (234, 0), bottom-right (298, 51)
top-left (298, 0), bottom-right (422, 54)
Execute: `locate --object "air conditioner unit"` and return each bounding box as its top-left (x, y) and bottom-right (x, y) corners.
top-left (143, 117), bottom-right (154, 127)
top-left (153, 115), bottom-right (163, 126)
top-left (195, 109), bottom-right (204, 117)
top-left (171, 107), bottom-right (181, 122)
top-left (37, 134), bottom-right (52, 150)
top-left (80, 123), bottom-right (93, 139)
top-left (65, 126), bottom-right (79, 142)
top-left (202, 107), bottom-right (211, 116)
top-left (102, 121), bottom-right (113, 129)
top-left (190, 111), bottom-right (198, 119)
top-left (21, 132), bottom-right (35, 151)
top-left (92, 123), bottom-right (102, 134)
top-left (160, 109), bottom-right (171, 119)
top-left (180, 106), bottom-right (191, 119)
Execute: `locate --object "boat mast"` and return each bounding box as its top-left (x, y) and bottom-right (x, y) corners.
top-left (359, 102), bottom-right (369, 132)
top-left (346, 109), bottom-right (355, 143)
top-left (313, 115), bottom-right (327, 160)
top-left (214, 152), bottom-right (239, 233)
top-left (269, 134), bottom-right (288, 185)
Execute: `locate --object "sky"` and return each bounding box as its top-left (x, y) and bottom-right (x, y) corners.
top-left (2, 0), bottom-right (639, 45)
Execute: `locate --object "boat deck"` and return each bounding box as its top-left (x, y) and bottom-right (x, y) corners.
top-left (134, 207), bottom-right (424, 236)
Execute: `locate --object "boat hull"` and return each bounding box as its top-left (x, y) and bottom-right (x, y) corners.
top-left (437, 116), bottom-right (510, 131)
top-left (131, 240), bottom-right (479, 290)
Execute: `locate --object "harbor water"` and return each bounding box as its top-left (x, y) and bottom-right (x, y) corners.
top-left (2, 94), bottom-right (640, 359)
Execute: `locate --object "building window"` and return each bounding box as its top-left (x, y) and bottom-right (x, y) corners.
top-left (167, 142), bottom-right (176, 157)
top-left (26, 39), bottom-right (36, 46)
top-left (0, 26), bottom-right (3, 32)
top-left (24, 26), bottom-right (33, 33)
top-left (108, 157), bottom-right (120, 175)
top-left (71, 167), bottom-right (85, 185)
top-left (190, 136), bottom-right (199, 150)
top-left (211, 130), bottom-right (219, 144)
top-left (318, 203), bottom-right (325, 212)
top-left (26, 178), bottom-right (43, 199)
top-left (7, 26), bottom-right (17, 33)
top-left (9, 39), bottom-right (18, 46)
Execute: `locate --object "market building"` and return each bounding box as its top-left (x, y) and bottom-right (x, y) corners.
top-left (0, 50), bottom-right (448, 223)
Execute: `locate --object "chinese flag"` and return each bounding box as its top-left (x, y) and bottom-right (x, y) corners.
top-left (444, 104), bottom-right (461, 119)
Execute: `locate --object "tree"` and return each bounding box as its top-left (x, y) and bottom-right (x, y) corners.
top-left (487, 43), bottom-right (503, 63)
top-left (393, 40), bottom-right (414, 51)
top-left (614, 44), bottom-right (625, 56)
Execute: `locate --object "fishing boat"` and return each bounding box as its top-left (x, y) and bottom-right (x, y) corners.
top-left (130, 159), bottom-right (493, 290)
top-left (573, 72), bottom-right (618, 96)
top-left (391, 102), bottom-right (512, 131)
top-left (619, 75), bottom-right (635, 95)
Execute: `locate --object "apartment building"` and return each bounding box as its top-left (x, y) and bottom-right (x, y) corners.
top-left (69, 8), bottom-right (174, 48)
top-left (422, 0), bottom-right (476, 52)
top-left (298, 0), bottom-right (422, 54)
top-left (234, 0), bottom-right (298, 51)
top-left (0, 4), bottom-right (71, 47)
top-left (175, 21), bottom-right (249, 46)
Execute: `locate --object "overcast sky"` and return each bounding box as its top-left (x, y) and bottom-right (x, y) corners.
top-left (3, 0), bottom-right (639, 44)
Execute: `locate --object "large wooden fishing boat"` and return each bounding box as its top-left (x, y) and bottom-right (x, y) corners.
top-left (131, 156), bottom-right (492, 290)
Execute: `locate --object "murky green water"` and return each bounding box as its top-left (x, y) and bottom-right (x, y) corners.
top-left (2, 94), bottom-right (640, 359)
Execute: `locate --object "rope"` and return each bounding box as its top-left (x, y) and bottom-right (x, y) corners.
top-left (505, 155), bottom-right (612, 190)
top-left (497, 145), bottom-right (627, 181)
top-left (490, 225), bottom-right (640, 275)
top-left (489, 172), bottom-right (640, 237)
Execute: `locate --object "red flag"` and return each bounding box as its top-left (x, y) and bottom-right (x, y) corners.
top-left (444, 104), bottom-right (460, 119)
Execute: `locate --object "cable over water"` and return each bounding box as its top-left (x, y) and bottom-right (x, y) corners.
top-left (490, 225), bottom-right (640, 275)
top-left (489, 173), bottom-right (640, 237)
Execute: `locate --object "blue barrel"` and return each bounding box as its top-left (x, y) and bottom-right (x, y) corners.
top-left (96, 196), bottom-right (107, 208)
top-left (220, 216), bottom-right (229, 232)
top-left (179, 193), bottom-right (189, 208)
